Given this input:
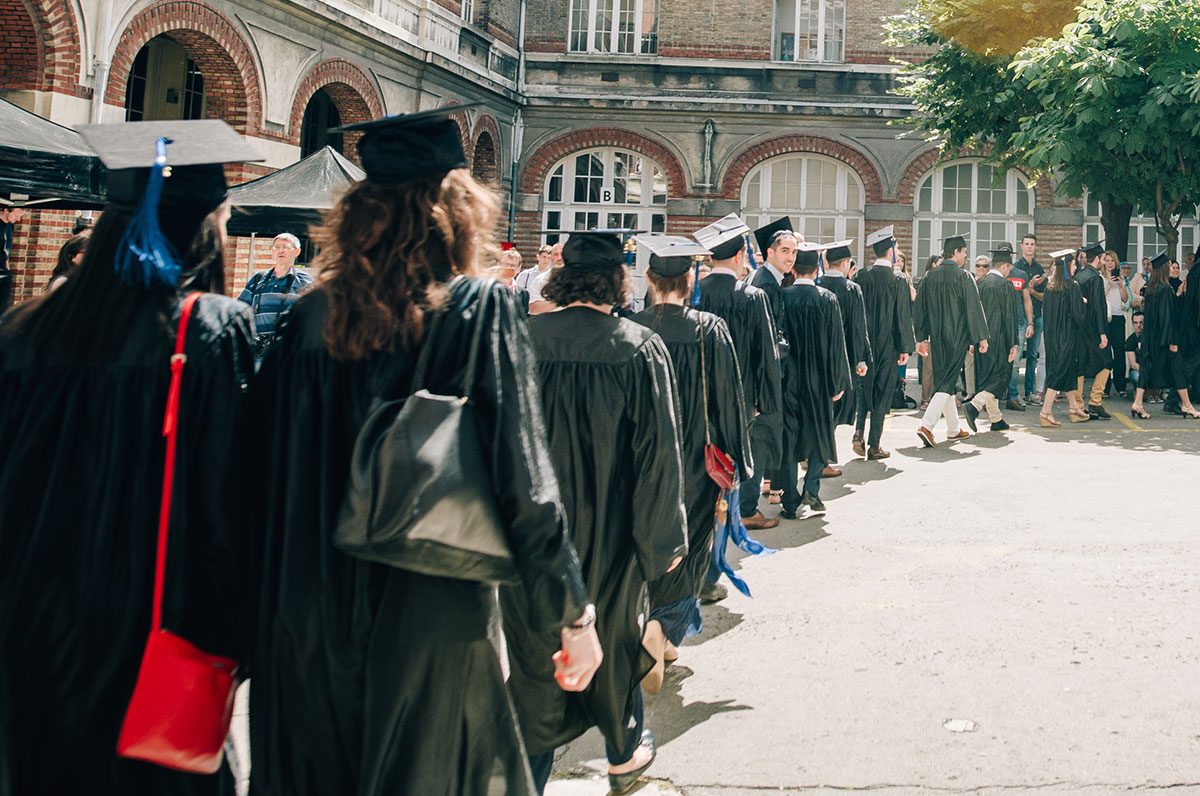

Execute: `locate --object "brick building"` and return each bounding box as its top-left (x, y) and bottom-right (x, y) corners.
top-left (3, 0), bottom-right (1196, 301)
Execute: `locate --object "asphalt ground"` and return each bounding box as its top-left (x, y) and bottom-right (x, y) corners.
top-left (546, 392), bottom-right (1200, 796)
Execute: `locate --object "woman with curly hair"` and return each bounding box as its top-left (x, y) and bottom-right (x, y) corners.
top-left (503, 231), bottom-right (688, 795)
top-left (248, 109), bottom-right (600, 796)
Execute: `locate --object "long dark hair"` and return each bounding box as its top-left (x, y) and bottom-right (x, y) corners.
top-left (46, 234), bottom-right (89, 288)
top-left (3, 202), bottom-right (228, 358)
top-left (1147, 261), bottom-right (1171, 293)
top-left (313, 170), bottom-right (498, 361)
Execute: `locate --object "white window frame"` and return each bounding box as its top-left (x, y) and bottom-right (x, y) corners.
top-left (1083, 192), bottom-right (1200, 264)
top-left (740, 153), bottom-right (865, 263)
top-left (567, 0), bottom-right (658, 55)
top-left (775, 0), bottom-right (846, 63)
top-left (912, 160), bottom-right (1035, 276)
top-left (460, 0), bottom-right (473, 23)
top-left (541, 147), bottom-right (668, 243)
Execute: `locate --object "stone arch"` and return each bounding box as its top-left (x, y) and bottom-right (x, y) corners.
top-left (520, 128), bottom-right (688, 198)
top-left (898, 149), bottom-right (1044, 207)
top-left (106, 1), bottom-right (262, 134)
top-left (0, 0), bottom-right (85, 95)
top-left (288, 58), bottom-right (384, 153)
top-left (720, 134), bottom-right (885, 203)
top-left (470, 112), bottom-right (502, 183)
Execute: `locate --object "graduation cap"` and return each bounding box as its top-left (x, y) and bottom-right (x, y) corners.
top-left (1080, 240), bottom-right (1105, 259)
top-left (823, 239), bottom-right (855, 263)
top-left (330, 103), bottom-right (481, 184)
top-left (562, 230), bottom-right (624, 272)
top-left (637, 235), bottom-right (709, 277)
top-left (989, 243), bottom-right (1015, 265)
top-left (795, 241), bottom-right (823, 269)
top-left (693, 213), bottom-right (750, 261)
top-left (1048, 248), bottom-right (1076, 262)
top-left (753, 217), bottom-right (795, 254)
top-left (867, 225), bottom-right (896, 256)
top-left (1149, 250), bottom-right (1170, 269)
top-left (78, 120), bottom-right (264, 289)
top-left (942, 233), bottom-right (970, 253)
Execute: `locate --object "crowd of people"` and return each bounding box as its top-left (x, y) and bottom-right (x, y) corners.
top-left (3, 110), bottom-right (1200, 796)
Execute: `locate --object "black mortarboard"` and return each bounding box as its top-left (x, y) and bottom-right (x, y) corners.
top-left (78, 120), bottom-right (264, 288)
top-left (562, 231), bottom-right (624, 271)
top-left (331, 103), bottom-right (480, 184)
top-left (1081, 241), bottom-right (1105, 259)
top-left (753, 217), bottom-right (795, 255)
top-left (823, 239), bottom-right (854, 263)
top-left (1149, 250), bottom-right (1170, 269)
top-left (990, 243), bottom-right (1014, 265)
top-left (79, 119), bottom-right (263, 213)
top-left (942, 233), bottom-right (969, 253)
top-left (693, 214), bottom-right (750, 261)
top-left (795, 242), bottom-right (823, 269)
top-left (638, 235), bottom-right (710, 277)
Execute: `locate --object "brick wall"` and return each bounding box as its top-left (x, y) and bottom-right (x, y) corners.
top-left (657, 0), bottom-right (772, 59)
top-left (0, 0), bottom-right (42, 90)
top-left (478, 0), bottom-right (521, 45)
top-left (5, 209), bottom-right (76, 301)
top-left (523, 0), bottom-right (567, 53)
top-left (844, 0), bottom-right (916, 64)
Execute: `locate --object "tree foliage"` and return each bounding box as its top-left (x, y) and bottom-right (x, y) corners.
top-left (887, 0), bottom-right (1200, 256)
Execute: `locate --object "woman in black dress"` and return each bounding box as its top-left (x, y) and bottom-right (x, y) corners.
top-left (1131, 255), bottom-right (1200, 419)
top-left (0, 121), bottom-right (260, 796)
top-left (631, 237), bottom-right (750, 693)
top-left (249, 110), bottom-right (600, 796)
top-left (1040, 251), bottom-right (1089, 426)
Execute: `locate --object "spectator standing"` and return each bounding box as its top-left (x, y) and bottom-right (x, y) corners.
top-left (1126, 311), bottom-right (1145, 391)
top-left (1004, 244), bottom-right (1034, 410)
top-left (515, 243), bottom-right (552, 292)
top-left (1101, 250), bottom-right (1129, 396)
top-left (0, 206), bottom-right (24, 312)
top-left (237, 232), bottom-right (314, 356)
top-left (1015, 233), bottom-right (1045, 402)
top-left (527, 241), bottom-right (565, 314)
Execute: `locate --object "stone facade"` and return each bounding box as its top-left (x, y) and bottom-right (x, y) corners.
top-left (3, 0), bottom-right (1105, 303)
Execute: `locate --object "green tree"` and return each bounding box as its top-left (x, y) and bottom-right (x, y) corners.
top-left (888, 0), bottom-right (1200, 259)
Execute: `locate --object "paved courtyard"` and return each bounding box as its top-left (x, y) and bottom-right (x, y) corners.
top-left (547, 397), bottom-right (1200, 795)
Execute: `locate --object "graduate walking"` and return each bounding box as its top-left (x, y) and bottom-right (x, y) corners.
top-left (695, 214), bottom-right (782, 533)
top-left (507, 231), bottom-right (688, 795)
top-left (1130, 252), bottom-right (1200, 419)
top-left (817, 240), bottom-right (872, 432)
top-left (964, 246), bottom-right (1020, 432)
top-left (775, 243), bottom-right (851, 519)
top-left (853, 226), bottom-right (915, 459)
top-left (1073, 241), bottom-right (1113, 419)
top-left (913, 234), bottom-right (989, 447)
top-left (1039, 250), bottom-right (1089, 426)
top-left (632, 235), bottom-right (751, 692)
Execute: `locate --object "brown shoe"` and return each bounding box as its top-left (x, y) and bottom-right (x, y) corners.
top-left (742, 511), bottom-right (780, 530)
top-left (852, 436), bottom-right (866, 458)
top-left (917, 426), bottom-right (936, 447)
top-left (821, 465), bottom-right (842, 478)
top-left (947, 430), bottom-right (970, 441)
top-left (867, 447), bottom-right (891, 460)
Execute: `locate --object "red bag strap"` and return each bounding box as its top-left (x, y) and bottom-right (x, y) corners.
top-left (151, 292), bottom-right (202, 633)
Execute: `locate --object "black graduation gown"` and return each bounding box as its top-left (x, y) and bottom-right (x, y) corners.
top-left (0, 294), bottom-right (255, 796)
top-left (974, 272), bottom-right (1019, 397)
top-left (504, 307), bottom-right (687, 756)
top-left (699, 272), bottom-right (783, 471)
top-left (777, 283), bottom-right (852, 465)
top-left (817, 273), bottom-right (872, 426)
top-left (750, 265), bottom-right (785, 330)
top-left (1074, 267), bottom-right (1110, 378)
top-left (913, 262), bottom-right (988, 395)
top-left (1143, 282), bottom-right (1186, 390)
top-left (248, 280), bottom-right (589, 796)
top-left (855, 263), bottom-right (916, 407)
top-left (631, 305), bottom-right (751, 610)
top-left (1180, 267), bottom-right (1200, 382)
top-left (1043, 282), bottom-right (1087, 391)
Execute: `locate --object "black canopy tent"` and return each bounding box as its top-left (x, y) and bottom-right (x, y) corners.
top-left (0, 98), bottom-right (104, 209)
top-left (226, 145), bottom-right (363, 236)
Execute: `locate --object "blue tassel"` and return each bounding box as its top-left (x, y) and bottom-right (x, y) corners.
top-left (709, 479), bottom-right (777, 599)
top-left (114, 137), bottom-right (180, 289)
top-left (690, 259), bottom-right (702, 307)
top-left (745, 235), bottom-right (759, 270)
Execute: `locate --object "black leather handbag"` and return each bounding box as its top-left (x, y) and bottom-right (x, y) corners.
top-left (333, 279), bottom-right (519, 584)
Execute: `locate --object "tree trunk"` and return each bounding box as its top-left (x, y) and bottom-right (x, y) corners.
top-left (1099, 200), bottom-right (1133, 261)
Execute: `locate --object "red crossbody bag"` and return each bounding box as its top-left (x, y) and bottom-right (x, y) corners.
top-left (116, 292), bottom-right (239, 774)
top-left (697, 316), bottom-right (737, 490)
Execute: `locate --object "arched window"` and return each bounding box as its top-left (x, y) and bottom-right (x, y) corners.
top-left (1083, 193), bottom-right (1200, 263)
top-left (299, 89), bottom-right (343, 158)
top-left (912, 161), bottom-right (1034, 273)
top-left (124, 36), bottom-right (206, 122)
top-left (542, 148), bottom-right (667, 243)
top-left (742, 153), bottom-right (864, 261)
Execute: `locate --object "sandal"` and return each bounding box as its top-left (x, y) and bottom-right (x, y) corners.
top-left (1130, 406), bottom-right (1151, 420)
top-left (1039, 413), bottom-right (1061, 428)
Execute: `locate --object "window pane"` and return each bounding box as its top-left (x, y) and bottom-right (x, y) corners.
top-left (942, 164), bottom-right (972, 214)
top-left (976, 164), bottom-right (1005, 215)
top-left (651, 213), bottom-right (666, 232)
top-left (745, 173), bottom-right (762, 209)
top-left (1086, 193), bottom-right (1102, 218)
top-left (616, 0), bottom-right (636, 54)
top-left (569, 0), bottom-right (589, 51)
top-left (918, 176), bottom-right (932, 213)
top-left (917, 219), bottom-right (932, 271)
top-left (845, 176), bottom-right (860, 211)
top-left (1016, 178), bottom-right (1031, 216)
top-left (641, 0), bottom-right (658, 53)
top-left (547, 210), bottom-right (561, 229)
top-left (807, 159), bottom-right (837, 210)
top-left (776, 0), bottom-right (797, 61)
top-left (824, 0), bottom-right (845, 62)
top-left (547, 164), bottom-right (564, 202)
top-left (796, 0), bottom-right (819, 61)
top-left (612, 152), bottom-right (629, 204)
top-left (574, 153), bottom-right (603, 202)
top-left (593, 0), bottom-right (614, 52)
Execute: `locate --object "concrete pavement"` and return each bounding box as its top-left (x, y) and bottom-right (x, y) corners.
top-left (547, 397), bottom-right (1200, 795)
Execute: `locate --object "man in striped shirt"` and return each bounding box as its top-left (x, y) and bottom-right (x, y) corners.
top-left (238, 232), bottom-right (314, 356)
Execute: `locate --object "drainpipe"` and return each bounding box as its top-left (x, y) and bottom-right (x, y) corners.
top-left (89, 0), bottom-right (115, 122)
top-left (507, 107), bottom-right (523, 241)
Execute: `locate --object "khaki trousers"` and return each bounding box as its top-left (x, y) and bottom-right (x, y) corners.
top-left (1077, 370), bottom-right (1110, 406)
